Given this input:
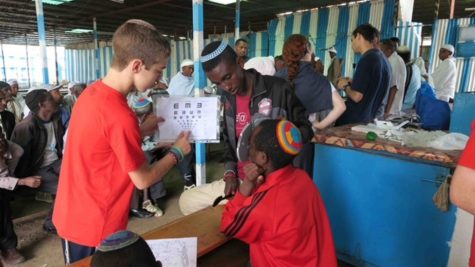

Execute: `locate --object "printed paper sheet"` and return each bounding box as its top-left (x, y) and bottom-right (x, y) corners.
top-left (154, 96), bottom-right (220, 143)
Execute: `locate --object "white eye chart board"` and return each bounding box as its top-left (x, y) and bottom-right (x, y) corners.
top-left (154, 96), bottom-right (220, 143)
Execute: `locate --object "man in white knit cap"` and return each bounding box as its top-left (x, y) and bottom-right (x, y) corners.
top-left (168, 59), bottom-right (195, 97)
top-left (430, 44), bottom-right (457, 102)
top-left (6, 79), bottom-right (24, 122)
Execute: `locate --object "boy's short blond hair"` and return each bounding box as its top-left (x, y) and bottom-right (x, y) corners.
top-left (111, 19), bottom-right (170, 71)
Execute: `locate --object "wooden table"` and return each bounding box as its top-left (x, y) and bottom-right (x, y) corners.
top-left (71, 205), bottom-right (249, 266)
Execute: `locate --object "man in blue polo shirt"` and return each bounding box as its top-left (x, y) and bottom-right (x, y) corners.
top-left (335, 24), bottom-right (391, 125)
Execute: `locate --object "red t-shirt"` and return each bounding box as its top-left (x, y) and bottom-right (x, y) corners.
top-left (221, 165), bottom-right (338, 266)
top-left (459, 121), bottom-right (475, 267)
top-left (53, 81), bottom-right (146, 247)
top-left (235, 95), bottom-right (251, 179)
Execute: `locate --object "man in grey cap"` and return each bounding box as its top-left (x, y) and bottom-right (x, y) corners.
top-left (430, 44), bottom-right (457, 102)
top-left (11, 89), bottom-right (64, 234)
top-left (63, 82), bottom-right (86, 114)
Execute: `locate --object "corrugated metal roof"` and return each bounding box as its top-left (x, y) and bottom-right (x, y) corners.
top-left (0, 0), bottom-right (473, 46)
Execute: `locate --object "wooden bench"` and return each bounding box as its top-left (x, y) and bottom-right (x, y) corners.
top-left (70, 205), bottom-right (249, 266)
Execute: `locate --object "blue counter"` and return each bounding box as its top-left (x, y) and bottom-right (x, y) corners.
top-left (313, 144), bottom-right (456, 267)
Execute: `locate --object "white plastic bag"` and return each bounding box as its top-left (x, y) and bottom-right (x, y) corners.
top-left (428, 132), bottom-right (469, 150)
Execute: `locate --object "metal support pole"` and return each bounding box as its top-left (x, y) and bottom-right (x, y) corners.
top-left (434, 0), bottom-right (440, 20)
top-left (0, 41), bottom-right (6, 81)
top-left (235, 0), bottom-right (240, 41)
top-left (53, 27), bottom-right (59, 84)
top-left (394, 0), bottom-right (399, 34)
top-left (35, 0), bottom-right (49, 84)
top-left (449, 0), bottom-right (455, 19)
top-left (93, 17), bottom-right (100, 80)
top-left (192, 0), bottom-right (207, 185)
top-left (25, 34), bottom-right (31, 88)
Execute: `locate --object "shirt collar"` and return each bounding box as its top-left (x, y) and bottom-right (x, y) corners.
top-left (253, 165), bottom-right (295, 193)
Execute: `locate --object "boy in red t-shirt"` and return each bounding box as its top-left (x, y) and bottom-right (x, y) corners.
top-left (52, 19), bottom-right (191, 264)
top-left (221, 120), bottom-right (337, 267)
top-left (450, 120), bottom-right (475, 267)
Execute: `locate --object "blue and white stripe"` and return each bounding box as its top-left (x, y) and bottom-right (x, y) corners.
top-left (93, 18), bottom-right (100, 80)
top-left (235, 0), bottom-right (240, 40)
top-left (66, 0), bottom-right (405, 86)
top-left (193, 0), bottom-right (206, 185)
top-left (396, 20), bottom-right (422, 59)
top-left (266, 0), bottom-right (396, 77)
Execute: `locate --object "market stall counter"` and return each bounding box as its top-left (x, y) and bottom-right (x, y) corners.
top-left (312, 124), bottom-right (462, 267)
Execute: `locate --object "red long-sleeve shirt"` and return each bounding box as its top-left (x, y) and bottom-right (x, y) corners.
top-left (221, 165), bottom-right (337, 267)
top-left (459, 121), bottom-right (475, 267)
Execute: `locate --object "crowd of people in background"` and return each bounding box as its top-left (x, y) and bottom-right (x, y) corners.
top-left (0, 17), bottom-right (464, 267)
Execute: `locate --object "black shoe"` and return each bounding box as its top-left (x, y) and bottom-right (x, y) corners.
top-left (43, 222), bottom-right (57, 235)
top-left (130, 208), bottom-right (154, 218)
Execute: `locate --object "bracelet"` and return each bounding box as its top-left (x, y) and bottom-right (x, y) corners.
top-left (169, 146), bottom-right (184, 162)
top-left (171, 146), bottom-right (184, 158)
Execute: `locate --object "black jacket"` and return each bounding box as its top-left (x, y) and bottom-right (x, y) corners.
top-left (0, 110), bottom-right (16, 139)
top-left (11, 113), bottom-right (64, 177)
top-left (221, 69), bottom-right (312, 174)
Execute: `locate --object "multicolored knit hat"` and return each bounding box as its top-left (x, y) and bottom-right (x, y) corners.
top-left (132, 97), bottom-right (152, 115)
top-left (276, 120), bottom-right (302, 155)
top-left (97, 230), bottom-right (140, 252)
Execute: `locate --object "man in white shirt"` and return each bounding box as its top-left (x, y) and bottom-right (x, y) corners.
top-left (430, 44), bottom-right (457, 102)
top-left (380, 39), bottom-right (406, 117)
top-left (6, 79), bottom-right (24, 123)
top-left (167, 59), bottom-right (195, 97)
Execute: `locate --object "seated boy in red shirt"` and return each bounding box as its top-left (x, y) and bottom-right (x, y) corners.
top-left (450, 120), bottom-right (475, 267)
top-left (220, 119), bottom-right (337, 267)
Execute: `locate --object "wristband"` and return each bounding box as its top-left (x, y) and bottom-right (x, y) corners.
top-left (172, 146), bottom-right (184, 159)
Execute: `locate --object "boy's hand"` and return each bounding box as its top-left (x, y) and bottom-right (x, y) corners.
top-left (140, 115), bottom-right (164, 137)
top-left (224, 174), bottom-right (239, 196)
top-left (336, 77), bottom-right (349, 90)
top-left (240, 163), bottom-right (265, 196)
top-left (155, 82), bottom-right (168, 90)
top-left (173, 131), bottom-right (191, 155)
top-left (18, 176), bottom-right (42, 188)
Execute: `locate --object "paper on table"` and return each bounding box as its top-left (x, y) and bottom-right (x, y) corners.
top-left (146, 237), bottom-right (197, 267)
top-left (154, 96), bottom-right (220, 143)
